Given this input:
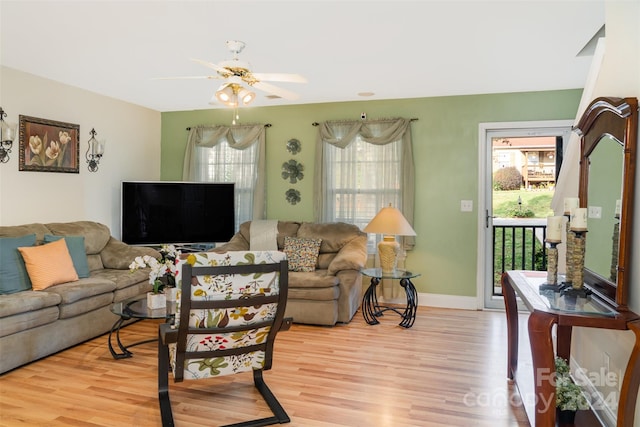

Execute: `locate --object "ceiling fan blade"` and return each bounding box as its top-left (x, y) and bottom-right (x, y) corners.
top-left (252, 81), bottom-right (300, 100)
top-left (190, 58), bottom-right (231, 76)
top-left (152, 75), bottom-right (221, 80)
top-left (251, 72), bottom-right (307, 83)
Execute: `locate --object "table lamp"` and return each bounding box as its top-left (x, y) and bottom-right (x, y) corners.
top-left (363, 204), bottom-right (416, 272)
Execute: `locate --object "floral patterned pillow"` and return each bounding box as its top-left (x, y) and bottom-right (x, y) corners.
top-left (283, 236), bottom-right (322, 272)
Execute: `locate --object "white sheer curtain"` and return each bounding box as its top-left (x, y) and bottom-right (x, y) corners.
top-left (182, 124), bottom-right (266, 230)
top-left (314, 118), bottom-right (415, 251)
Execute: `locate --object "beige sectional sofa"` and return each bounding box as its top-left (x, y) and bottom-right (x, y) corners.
top-left (0, 221), bottom-right (159, 374)
top-left (214, 221), bottom-right (368, 326)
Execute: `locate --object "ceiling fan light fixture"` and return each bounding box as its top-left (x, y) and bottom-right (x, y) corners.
top-left (238, 87), bottom-right (256, 105)
top-left (215, 84), bottom-right (235, 103)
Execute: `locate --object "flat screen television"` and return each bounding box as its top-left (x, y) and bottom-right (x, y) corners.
top-left (121, 181), bottom-right (235, 245)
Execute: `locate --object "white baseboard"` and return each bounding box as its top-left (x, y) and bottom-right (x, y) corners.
top-left (381, 292), bottom-right (478, 310)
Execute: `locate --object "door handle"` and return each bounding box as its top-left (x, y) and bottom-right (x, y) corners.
top-left (486, 210), bottom-right (496, 228)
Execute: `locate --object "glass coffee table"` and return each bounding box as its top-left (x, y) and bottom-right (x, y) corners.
top-left (108, 295), bottom-right (175, 359)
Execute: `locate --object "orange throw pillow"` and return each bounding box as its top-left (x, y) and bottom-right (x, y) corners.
top-left (18, 238), bottom-right (79, 290)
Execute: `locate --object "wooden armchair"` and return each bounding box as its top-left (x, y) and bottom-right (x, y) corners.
top-left (158, 251), bottom-right (292, 427)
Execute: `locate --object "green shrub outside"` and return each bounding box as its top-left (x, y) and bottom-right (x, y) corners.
top-left (493, 166), bottom-right (523, 191)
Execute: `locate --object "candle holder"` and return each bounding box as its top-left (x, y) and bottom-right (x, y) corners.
top-left (539, 241), bottom-right (565, 292)
top-left (561, 230), bottom-right (591, 298)
top-left (610, 217), bottom-right (620, 282)
top-left (563, 213), bottom-right (575, 287)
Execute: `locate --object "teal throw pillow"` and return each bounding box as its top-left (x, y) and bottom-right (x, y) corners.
top-left (44, 235), bottom-right (90, 278)
top-left (0, 234), bottom-right (37, 294)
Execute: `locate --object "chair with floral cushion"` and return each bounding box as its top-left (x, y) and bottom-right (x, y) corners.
top-left (158, 251), bottom-right (291, 427)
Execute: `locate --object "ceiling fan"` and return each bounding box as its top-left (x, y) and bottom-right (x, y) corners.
top-left (158, 40), bottom-right (307, 105)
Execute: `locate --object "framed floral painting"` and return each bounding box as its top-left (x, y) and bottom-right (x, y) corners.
top-left (18, 115), bottom-right (80, 173)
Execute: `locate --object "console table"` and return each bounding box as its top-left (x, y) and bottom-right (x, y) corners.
top-left (361, 268), bottom-right (420, 328)
top-left (502, 270), bottom-right (640, 426)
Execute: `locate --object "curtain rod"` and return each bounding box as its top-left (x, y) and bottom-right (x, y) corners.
top-left (186, 124), bottom-right (272, 131)
top-left (311, 118), bottom-right (418, 126)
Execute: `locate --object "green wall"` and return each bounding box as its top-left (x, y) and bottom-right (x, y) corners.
top-left (161, 89), bottom-right (582, 297)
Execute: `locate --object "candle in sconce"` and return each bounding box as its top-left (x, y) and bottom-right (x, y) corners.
top-left (615, 199), bottom-right (622, 218)
top-left (546, 216), bottom-right (563, 242)
top-left (564, 197), bottom-right (579, 215)
top-left (570, 208), bottom-right (588, 231)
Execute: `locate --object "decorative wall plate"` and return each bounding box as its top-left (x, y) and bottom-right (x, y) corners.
top-left (281, 159), bottom-right (304, 183)
top-left (286, 138), bottom-right (301, 154)
top-left (285, 188), bottom-right (301, 205)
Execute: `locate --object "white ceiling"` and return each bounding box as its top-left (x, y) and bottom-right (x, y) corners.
top-left (0, 0), bottom-right (605, 113)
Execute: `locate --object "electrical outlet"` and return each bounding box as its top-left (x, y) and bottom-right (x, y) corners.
top-left (460, 200), bottom-right (473, 212)
top-left (588, 206), bottom-right (602, 219)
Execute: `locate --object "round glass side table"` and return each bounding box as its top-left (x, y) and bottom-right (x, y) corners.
top-left (108, 295), bottom-right (175, 359)
top-left (360, 268), bottom-right (420, 328)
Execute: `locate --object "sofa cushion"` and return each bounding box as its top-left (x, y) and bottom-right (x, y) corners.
top-left (297, 222), bottom-right (366, 269)
top-left (113, 281), bottom-right (152, 303)
top-left (87, 254), bottom-right (104, 271)
top-left (43, 277), bottom-right (116, 305)
top-left (288, 270), bottom-right (339, 288)
top-left (0, 290), bottom-right (62, 318)
top-left (296, 222), bottom-right (361, 250)
top-left (288, 285), bottom-right (339, 301)
top-left (100, 238), bottom-right (161, 269)
top-left (18, 239), bottom-right (79, 290)
top-left (0, 234), bottom-right (37, 294)
top-left (44, 235), bottom-right (90, 278)
top-left (327, 234), bottom-right (368, 275)
top-left (284, 236), bottom-right (322, 272)
top-left (0, 223), bottom-right (51, 242)
top-left (57, 293), bottom-right (114, 319)
top-left (0, 306), bottom-right (60, 338)
top-left (45, 221), bottom-right (112, 255)
top-left (90, 268), bottom-right (150, 290)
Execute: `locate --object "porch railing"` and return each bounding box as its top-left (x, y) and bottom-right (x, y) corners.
top-left (492, 218), bottom-right (547, 297)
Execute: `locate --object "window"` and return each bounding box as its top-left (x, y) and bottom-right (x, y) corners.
top-left (182, 125), bottom-right (266, 230)
top-left (192, 141), bottom-right (256, 229)
top-left (315, 118), bottom-right (415, 253)
top-left (324, 135), bottom-right (402, 251)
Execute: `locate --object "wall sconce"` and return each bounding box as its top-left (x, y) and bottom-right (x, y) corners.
top-left (0, 107), bottom-right (18, 164)
top-left (85, 128), bottom-right (105, 172)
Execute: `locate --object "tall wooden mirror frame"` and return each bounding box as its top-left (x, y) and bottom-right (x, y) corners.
top-left (574, 96), bottom-right (638, 311)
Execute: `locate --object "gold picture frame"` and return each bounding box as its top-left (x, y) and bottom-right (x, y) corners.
top-left (19, 115), bottom-right (80, 173)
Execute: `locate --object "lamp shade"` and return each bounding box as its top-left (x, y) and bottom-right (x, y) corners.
top-left (215, 84), bottom-right (237, 106)
top-left (363, 204), bottom-right (416, 236)
top-left (238, 87), bottom-right (256, 105)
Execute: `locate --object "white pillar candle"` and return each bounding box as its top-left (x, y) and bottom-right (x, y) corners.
top-left (570, 208), bottom-right (588, 231)
top-left (546, 216), bottom-right (563, 242)
top-left (564, 197), bottom-right (580, 215)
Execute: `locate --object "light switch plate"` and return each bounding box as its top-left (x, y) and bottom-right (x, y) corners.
top-left (588, 206), bottom-right (602, 219)
top-left (460, 200), bottom-right (473, 212)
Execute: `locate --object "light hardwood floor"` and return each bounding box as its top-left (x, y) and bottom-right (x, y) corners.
top-left (0, 306), bottom-right (530, 427)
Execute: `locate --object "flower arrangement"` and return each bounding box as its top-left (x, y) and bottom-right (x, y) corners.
top-left (555, 357), bottom-right (589, 412)
top-left (129, 244), bottom-right (181, 294)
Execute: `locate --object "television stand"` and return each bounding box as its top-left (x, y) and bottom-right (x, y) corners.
top-left (175, 243), bottom-right (216, 253)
